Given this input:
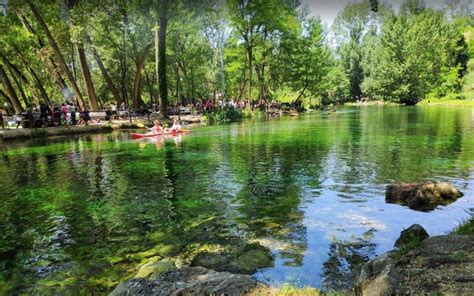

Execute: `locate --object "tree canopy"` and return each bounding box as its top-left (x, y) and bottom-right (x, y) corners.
top-left (0, 0), bottom-right (472, 113)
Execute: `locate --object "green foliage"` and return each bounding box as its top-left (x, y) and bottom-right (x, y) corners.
top-left (205, 106), bottom-right (243, 124)
top-left (451, 217), bottom-right (474, 235)
top-left (362, 6), bottom-right (468, 104)
top-left (0, 0), bottom-right (471, 114)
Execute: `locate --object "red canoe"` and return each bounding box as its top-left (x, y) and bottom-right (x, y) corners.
top-left (131, 130), bottom-right (189, 139)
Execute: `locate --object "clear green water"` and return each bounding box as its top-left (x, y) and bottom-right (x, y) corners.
top-left (1, 106), bottom-right (473, 294)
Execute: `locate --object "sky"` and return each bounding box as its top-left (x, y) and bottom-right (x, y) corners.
top-left (301, 0), bottom-right (453, 26)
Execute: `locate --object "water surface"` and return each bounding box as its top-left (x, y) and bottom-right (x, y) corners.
top-left (1, 106), bottom-right (473, 293)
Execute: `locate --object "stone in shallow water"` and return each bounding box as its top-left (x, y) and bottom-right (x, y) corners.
top-left (110, 267), bottom-right (259, 296)
top-left (385, 181), bottom-right (463, 211)
top-left (190, 243), bottom-right (274, 274)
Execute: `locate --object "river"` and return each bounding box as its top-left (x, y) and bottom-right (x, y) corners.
top-left (1, 106), bottom-right (473, 294)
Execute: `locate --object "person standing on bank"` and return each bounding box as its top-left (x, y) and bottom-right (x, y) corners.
top-left (69, 103), bottom-right (76, 126)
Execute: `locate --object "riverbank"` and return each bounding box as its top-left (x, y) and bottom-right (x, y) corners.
top-left (418, 98), bottom-right (474, 107)
top-left (110, 220), bottom-right (474, 296)
top-left (0, 115), bottom-right (204, 142)
top-left (355, 220), bottom-right (474, 295)
top-left (0, 124), bottom-right (115, 141)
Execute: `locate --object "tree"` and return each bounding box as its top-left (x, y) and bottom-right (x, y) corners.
top-left (27, 0), bottom-right (86, 110)
top-left (278, 17), bottom-right (332, 104)
top-left (158, 0), bottom-right (169, 117)
top-left (332, 1), bottom-right (371, 99)
top-left (362, 6), bottom-right (467, 104)
top-left (0, 64), bottom-right (24, 113)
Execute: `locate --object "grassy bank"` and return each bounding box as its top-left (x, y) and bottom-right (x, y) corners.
top-left (418, 98), bottom-right (474, 107)
top-left (451, 217), bottom-right (474, 235)
top-left (247, 284), bottom-right (347, 296)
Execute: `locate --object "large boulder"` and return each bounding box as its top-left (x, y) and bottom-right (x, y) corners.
top-left (394, 224), bottom-right (429, 249)
top-left (190, 243), bottom-right (274, 274)
top-left (355, 252), bottom-right (398, 296)
top-left (110, 266), bottom-right (260, 296)
top-left (355, 234), bottom-right (474, 295)
top-left (386, 181), bottom-right (463, 211)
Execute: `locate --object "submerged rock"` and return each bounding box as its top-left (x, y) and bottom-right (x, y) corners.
top-left (190, 243), bottom-right (274, 274)
top-left (355, 233), bottom-right (474, 295)
top-left (110, 267), bottom-right (260, 296)
top-left (394, 224), bottom-right (429, 248)
top-left (386, 181), bottom-right (463, 211)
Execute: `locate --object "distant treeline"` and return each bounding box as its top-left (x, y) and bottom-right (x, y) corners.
top-left (0, 0), bottom-right (472, 115)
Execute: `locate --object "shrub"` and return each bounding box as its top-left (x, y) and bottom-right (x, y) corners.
top-left (205, 107), bottom-right (243, 124)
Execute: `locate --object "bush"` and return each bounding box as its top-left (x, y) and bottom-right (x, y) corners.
top-left (205, 107), bottom-right (243, 124)
top-left (242, 107), bottom-right (267, 118)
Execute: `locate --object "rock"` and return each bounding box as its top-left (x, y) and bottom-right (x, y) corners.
top-left (394, 224), bottom-right (429, 249)
top-left (110, 267), bottom-right (260, 296)
top-left (355, 235), bottom-right (474, 296)
top-left (149, 259), bottom-right (176, 279)
top-left (190, 243), bottom-right (274, 274)
top-left (190, 251), bottom-right (232, 271)
top-left (135, 260), bottom-right (159, 279)
top-left (386, 181), bottom-right (463, 211)
top-left (135, 258), bottom-right (176, 279)
top-left (229, 243), bottom-right (274, 274)
top-left (355, 252), bottom-right (398, 296)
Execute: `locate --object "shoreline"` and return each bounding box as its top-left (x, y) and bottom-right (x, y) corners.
top-left (2, 102), bottom-right (474, 141)
top-left (0, 115), bottom-right (205, 142)
top-left (0, 124), bottom-right (115, 141)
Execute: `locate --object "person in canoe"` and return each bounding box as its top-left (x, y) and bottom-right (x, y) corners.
top-left (164, 119), bottom-right (182, 133)
top-left (147, 120), bottom-right (163, 135)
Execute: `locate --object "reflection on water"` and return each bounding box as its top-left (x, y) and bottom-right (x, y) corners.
top-left (1, 106), bottom-right (474, 294)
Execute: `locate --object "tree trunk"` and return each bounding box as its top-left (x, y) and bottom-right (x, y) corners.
top-left (0, 89), bottom-right (11, 105)
top-left (9, 62), bottom-right (43, 105)
top-left (27, 0), bottom-right (86, 110)
top-left (247, 45), bottom-right (252, 101)
top-left (175, 64), bottom-right (180, 106)
top-left (132, 44), bottom-right (151, 108)
top-left (17, 13), bottom-right (66, 106)
top-left (145, 70), bottom-right (155, 103)
top-left (14, 46), bottom-right (51, 106)
top-left (84, 33), bottom-right (123, 105)
top-left (0, 64), bottom-right (24, 113)
top-left (155, 16), bottom-right (160, 103)
top-left (158, 0), bottom-right (169, 118)
top-left (5, 61), bottom-right (30, 106)
top-left (77, 43), bottom-right (99, 110)
top-left (295, 83), bottom-right (308, 104)
top-left (121, 9), bottom-right (129, 107)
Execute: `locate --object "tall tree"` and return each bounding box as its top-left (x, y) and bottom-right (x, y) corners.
top-left (158, 0), bottom-right (169, 117)
top-left (66, 0), bottom-right (100, 110)
top-left (27, 0), bottom-right (86, 109)
top-left (0, 64), bottom-right (23, 113)
top-left (84, 33), bottom-right (124, 105)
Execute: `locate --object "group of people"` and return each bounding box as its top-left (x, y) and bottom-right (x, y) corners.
top-left (33, 102), bottom-right (90, 127)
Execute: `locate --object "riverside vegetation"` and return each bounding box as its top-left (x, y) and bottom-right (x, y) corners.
top-left (0, 0), bottom-right (472, 119)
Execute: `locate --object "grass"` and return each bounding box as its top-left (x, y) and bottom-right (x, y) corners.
top-left (418, 98), bottom-right (474, 107)
top-left (451, 217), bottom-right (474, 235)
top-left (247, 284), bottom-right (347, 296)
